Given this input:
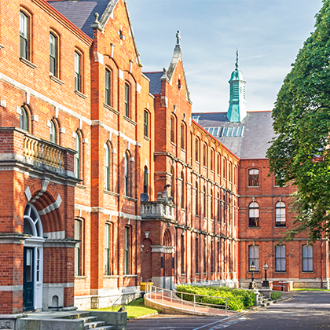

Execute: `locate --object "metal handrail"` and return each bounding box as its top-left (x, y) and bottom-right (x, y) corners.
top-left (144, 284), bottom-right (229, 315)
top-left (176, 276), bottom-right (224, 287)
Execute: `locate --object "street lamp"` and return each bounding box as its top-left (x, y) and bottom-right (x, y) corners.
top-left (262, 262), bottom-right (269, 288)
top-left (249, 261), bottom-right (256, 289)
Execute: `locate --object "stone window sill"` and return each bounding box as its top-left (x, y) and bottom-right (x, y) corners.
top-left (274, 271), bottom-right (287, 274)
top-left (144, 136), bottom-right (151, 141)
top-left (104, 190), bottom-right (119, 197)
top-left (49, 73), bottom-right (64, 85)
top-left (75, 90), bottom-right (88, 99)
top-left (301, 271), bottom-right (314, 274)
top-left (124, 115), bottom-right (137, 126)
top-left (124, 196), bottom-right (138, 202)
top-left (181, 149), bottom-right (186, 153)
top-left (247, 186), bottom-right (260, 188)
top-left (123, 274), bottom-right (137, 278)
top-left (0, 44), bottom-right (4, 50)
top-left (76, 184), bottom-right (87, 190)
top-left (104, 103), bottom-right (119, 115)
top-left (248, 226), bottom-right (260, 229)
top-left (104, 275), bottom-right (119, 279)
top-left (75, 276), bottom-right (87, 279)
top-left (195, 273), bottom-right (200, 275)
top-left (20, 57), bottom-right (37, 69)
top-left (275, 226), bottom-right (286, 228)
top-left (171, 142), bottom-right (176, 147)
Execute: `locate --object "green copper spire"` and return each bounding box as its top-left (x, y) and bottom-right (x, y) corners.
top-left (227, 51), bottom-right (247, 122)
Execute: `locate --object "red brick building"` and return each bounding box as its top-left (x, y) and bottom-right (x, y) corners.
top-left (0, 0), bottom-right (327, 324)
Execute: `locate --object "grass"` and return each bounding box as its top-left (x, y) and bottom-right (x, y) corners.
top-left (176, 285), bottom-right (256, 311)
top-left (271, 291), bottom-right (282, 300)
top-left (90, 298), bottom-right (160, 319)
top-left (292, 288), bottom-right (330, 291)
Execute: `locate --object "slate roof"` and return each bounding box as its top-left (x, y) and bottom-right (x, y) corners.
top-left (143, 72), bottom-right (162, 95)
top-left (48, 0), bottom-right (110, 38)
top-left (193, 111), bottom-right (275, 159)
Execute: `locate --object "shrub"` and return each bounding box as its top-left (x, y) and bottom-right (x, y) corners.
top-left (271, 291), bottom-right (282, 300)
top-left (176, 285), bottom-right (256, 311)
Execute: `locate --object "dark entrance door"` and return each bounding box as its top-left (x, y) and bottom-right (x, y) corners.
top-left (23, 247), bottom-right (34, 311)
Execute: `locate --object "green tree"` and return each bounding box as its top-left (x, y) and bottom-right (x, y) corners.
top-left (267, 0), bottom-right (330, 240)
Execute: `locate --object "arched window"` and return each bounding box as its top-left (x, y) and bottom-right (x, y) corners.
top-left (125, 83), bottom-right (130, 117)
top-left (74, 219), bottom-right (82, 276)
top-left (211, 189), bottom-right (214, 219)
top-left (49, 120), bottom-right (57, 144)
top-left (249, 202), bottom-right (259, 227)
top-left (49, 33), bottom-right (58, 77)
top-left (104, 223), bottom-right (112, 275)
top-left (171, 167), bottom-right (175, 198)
top-left (124, 152), bottom-right (130, 196)
top-left (195, 138), bottom-right (199, 162)
top-left (181, 171), bottom-right (185, 209)
top-left (223, 158), bottom-right (227, 178)
top-left (248, 169), bottom-right (259, 186)
top-left (217, 192), bottom-right (221, 222)
top-left (104, 144), bottom-right (110, 190)
top-left (20, 107), bottom-right (28, 131)
top-left (203, 144), bottom-right (207, 167)
top-left (20, 11), bottom-right (29, 60)
top-left (217, 154), bottom-right (220, 175)
top-left (302, 245), bottom-right (313, 272)
top-left (210, 149), bottom-right (214, 171)
top-left (181, 233), bottom-right (185, 274)
top-left (144, 110), bottom-right (149, 137)
top-left (181, 122), bottom-right (186, 150)
top-left (143, 166), bottom-right (148, 194)
top-left (74, 51), bottom-right (82, 92)
top-left (170, 115), bottom-right (176, 143)
top-left (195, 236), bottom-right (199, 273)
top-left (195, 182), bottom-right (199, 216)
top-left (74, 132), bottom-right (81, 179)
top-left (24, 204), bottom-right (43, 238)
top-left (105, 69), bottom-right (111, 105)
top-left (275, 202), bottom-right (286, 227)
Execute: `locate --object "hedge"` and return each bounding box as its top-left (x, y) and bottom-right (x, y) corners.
top-left (176, 285), bottom-right (256, 311)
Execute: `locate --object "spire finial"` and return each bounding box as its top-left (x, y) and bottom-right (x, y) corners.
top-left (176, 31), bottom-right (181, 45)
top-left (236, 50), bottom-right (239, 68)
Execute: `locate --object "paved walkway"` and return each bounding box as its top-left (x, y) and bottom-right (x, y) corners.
top-left (146, 291), bottom-right (234, 317)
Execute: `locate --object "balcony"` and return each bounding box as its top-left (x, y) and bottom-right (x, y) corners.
top-left (141, 190), bottom-right (176, 221)
top-left (0, 127), bottom-right (78, 181)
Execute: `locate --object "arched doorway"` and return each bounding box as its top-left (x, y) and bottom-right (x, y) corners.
top-left (141, 238), bottom-right (152, 282)
top-left (163, 229), bottom-right (173, 289)
top-left (23, 203), bottom-right (44, 311)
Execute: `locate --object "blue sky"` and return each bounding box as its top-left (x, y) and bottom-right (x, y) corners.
top-left (127, 0), bottom-right (323, 113)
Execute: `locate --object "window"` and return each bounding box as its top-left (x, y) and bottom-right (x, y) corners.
top-left (124, 227), bottom-right (130, 275)
top-left (36, 248), bottom-right (41, 282)
top-left (74, 132), bottom-right (81, 179)
top-left (143, 166), bottom-right (148, 194)
top-left (20, 107), bottom-right (28, 131)
top-left (171, 167), bottom-right (175, 198)
top-left (105, 144), bottom-right (110, 190)
top-left (195, 182), bottom-right (199, 216)
top-left (217, 192), bottom-right (221, 222)
top-left (204, 236), bottom-right (207, 273)
top-left (170, 116), bottom-right (175, 143)
top-left (50, 33), bottom-right (57, 76)
top-left (125, 83), bottom-right (130, 117)
top-left (203, 185), bottom-right (207, 217)
top-left (181, 171), bottom-right (185, 209)
top-left (74, 51), bottom-right (81, 91)
top-left (217, 154), bottom-right (220, 175)
top-left (74, 220), bottom-right (82, 276)
top-left (104, 223), bottom-right (111, 275)
top-left (181, 234), bottom-right (184, 274)
top-left (211, 239), bottom-right (214, 273)
top-left (195, 236), bottom-right (199, 273)
top-left (302, 245), bottom-right (313, 272)
top-left (105, 69), bottom-right (111, 105)
top-left (49, 121), bottom-right (57, 144)
top-left (124, 153), bottom-right (129, 196)
top-left (249, 245), bottom-right (259, 271)
top-left (248, 169), bottom-right (259, 186)
top-left (181, 123), bottom-right (185, 150)
top-left (210, 149), bottom-right (214, 171)
top-left (275, 202), bottom-right (286, 227)
top-left (144, 110), bottom-right (149, 137)
top-left (275, 245), bottom-right (286, 272)
top-left (203, 144), bottom-right (207, 167)
top-left (211, 189), bottom-right (214, 219)
top-left (223, 158), bottom-right (227, 178)
top-left (249, 202), bottom-right (259, 227)
top-left (217, 239), bottom-right (221, 273)
top-left (20, 11), bottom-right (29, 59)
top-left (195, 138), bottom-right (199, 162)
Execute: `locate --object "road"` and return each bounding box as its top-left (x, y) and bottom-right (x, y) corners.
top-left (127, 291), bottom-right (330, 330)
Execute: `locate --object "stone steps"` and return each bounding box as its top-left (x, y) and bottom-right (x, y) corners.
top-left (258, 293), bottom-right (276, 307)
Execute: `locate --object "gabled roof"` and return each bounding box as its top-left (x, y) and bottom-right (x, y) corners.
top-left (143, 72), bottom-right (163, 95)
top-left (48, 0), bottom-right (142, 65)
top-left (161, 31), bottom-right (192, 104)
top-left (193, 111), bottom-right (275, 159)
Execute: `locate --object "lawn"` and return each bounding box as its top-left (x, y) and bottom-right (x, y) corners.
top-left (292, 288), bottom-right (330, 291)
top-left (90, 298), bottom-right (160, 319)
top-left (176, 285), bottom-right (256, 311)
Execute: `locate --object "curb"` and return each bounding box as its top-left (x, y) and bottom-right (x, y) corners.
top-left (128, 312), bottom-right (160, 320)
